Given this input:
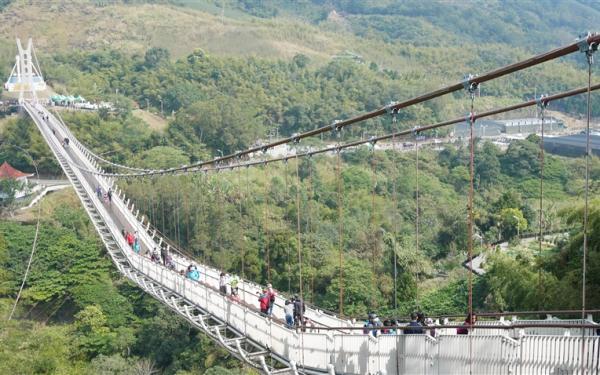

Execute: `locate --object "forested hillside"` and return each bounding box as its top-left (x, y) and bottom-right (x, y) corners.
top-left (205, 0), bottom-right (598, 50)
top-left (1, 1), bottom-right (599, 374)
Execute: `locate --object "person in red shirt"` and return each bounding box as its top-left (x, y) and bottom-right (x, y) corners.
top-left (457, 313), bottom-right (477, 335)
top-left (258, 289), bottom-right (270, 316)
top-left (126, 232), bottom-right (134, 248)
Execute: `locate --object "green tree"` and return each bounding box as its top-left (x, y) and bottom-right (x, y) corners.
top-left (499, 207), bottom-right (528, 240)
top-left (144, 47), bottom-right (170, 68)
top-left (73, 305), bottom-right (120, 359)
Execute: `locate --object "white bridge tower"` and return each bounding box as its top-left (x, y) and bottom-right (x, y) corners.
top-left (4, 38), bottom-right (46, 103)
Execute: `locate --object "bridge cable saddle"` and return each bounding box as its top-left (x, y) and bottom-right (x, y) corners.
top-left (463, 73), bottom-right (479, 99)
top-left (369, 136), bottom-right (377, 147)
top-left (577, 32), bottom-right (598, 63)
top-left (386, 101), bottom-right (399, 123)
top-left (330, 120), bottom-right (341, 133)
top-left (536, 94), bottom-right (549, 110)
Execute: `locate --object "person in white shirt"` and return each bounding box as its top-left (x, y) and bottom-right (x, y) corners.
top-left (284, 300), bottom-right (294, 328)
top-left (219, 272), bottom-right (228, 295)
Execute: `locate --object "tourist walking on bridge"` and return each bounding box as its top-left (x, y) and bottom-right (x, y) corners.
top-left (258, 289), bottom-right (270, 316)
top-left (126, 231), bottom-right (134, 248)
top-left (284, 299), bottom-right (294, 328)
top-left (457, 313), bottom-right (476, 335)
top-left (404, 313), bottom-right (424, 334)
top-left (293, 295), bottom-right (305, 328)
top-left (132, 238), bottom-right (141, 254)
top-left (219, 272), bottom-right (229, 296)
top-left (230, 276), bottom-right (240, 300)
top-left (266, 283), bottom-right (277, 316)
top-left (161, 246), bottom-right (169, 266)
top-left (186, 264), bottom-right (200, 281)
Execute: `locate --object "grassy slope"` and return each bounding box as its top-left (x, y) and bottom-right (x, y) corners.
top-left (0, 1), bottom-right (575, 77)
top-left (0, 1), bottom-right (348, 60)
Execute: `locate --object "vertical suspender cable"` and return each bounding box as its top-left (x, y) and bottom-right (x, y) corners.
top-left (160, 178), bottom-right (166, 234)
top-left (285, 159), bottom-right (292, 293)
top-left (264, 164), bottom-right (271, 283)
top-left (537, 98), bottom-right (547, 308)
top-left (295, 154), bottom-right (306, 375)
top-left (171, 177), bottom-right (181, 247)
top-left (216, 173), bottom-right (224, 262)
top-left (467, 85), bottom-right (477, 375)
top-left (184, 176), bottom-right (191, 247)
top-left (337, 149), bottom-right (345, 317)
top-left (581, 42), bottom-right (594, 373)
top-left (7, 149), bottom-right (40, 321)
top-left (237, 162), bottom-right (245, 280)
top-left (414, 130), bottom-right (420, 307)
top-left (370, 144), bottom-right (377, 309)
top-left (195, 174), bottom-right (202, 261)
top-left (246, 166), bottom-right (252, 279)
top-left (307, 156), bottom-right (315, 303)
top-left (295, 154), bottom-right (304, 311)
top-left (391, 113), bottom-right (399, 311)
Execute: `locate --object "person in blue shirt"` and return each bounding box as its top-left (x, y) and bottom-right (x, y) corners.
top-left (404, 312), bottom-right (424, 334)
top-left (186, 264), bottom-right (200, 281)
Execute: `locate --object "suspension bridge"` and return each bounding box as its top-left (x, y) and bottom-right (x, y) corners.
top-left (5, 34), bottom-right (600, 374)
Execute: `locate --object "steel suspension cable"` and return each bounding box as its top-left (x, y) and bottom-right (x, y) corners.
top-left (85, 84), bottom-right (600, 180)
top-left (77, 36), bottom-right (600, 180)
top-left (336, 149), bottom-right (345, 317)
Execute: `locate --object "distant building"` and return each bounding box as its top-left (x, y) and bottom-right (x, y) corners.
top-left (454, 117), bottom-right (564, 137)
top-left (543, 133), bottom-right (600, 157)
top-left (0, 161), bottom-right (34, 199)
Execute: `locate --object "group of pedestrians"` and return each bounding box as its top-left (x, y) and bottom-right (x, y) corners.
top-left (217, 273), bottom-right (241, 301)
top-left (122, 229), bottom-right (141, 253)
top-left (363, 311), bottom-right (478, 336)
top-left (283, 295), bottom-right (310, 330)
top-left (258, 283), bottom-right (277, 316)
top-left (96, 185), bottom-right (112, 204)
top-left (364, 311), bottom-right (436, 337)
top-left (404, 312), bottom-right (435, 335)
